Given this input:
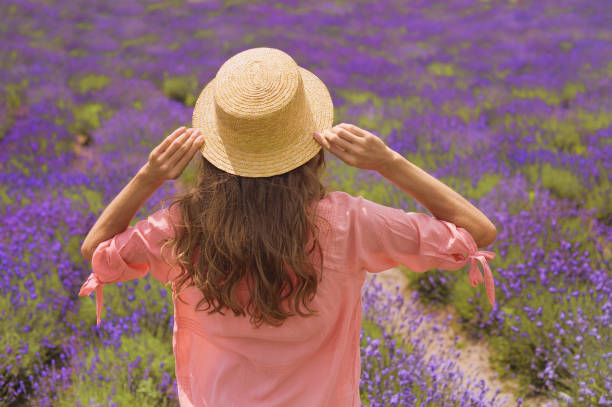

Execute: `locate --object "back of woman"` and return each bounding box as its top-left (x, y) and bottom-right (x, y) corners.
top-left (78, 47), bottom-right (497, 407)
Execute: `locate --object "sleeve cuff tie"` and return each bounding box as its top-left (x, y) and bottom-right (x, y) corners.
top-left (467, 250), bottom-right (496, 308)
top-left (78, 272), bottom-right (105, 327)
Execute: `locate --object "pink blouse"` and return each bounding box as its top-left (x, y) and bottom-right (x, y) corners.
top-left (78, 190), bottom-right (496, 407)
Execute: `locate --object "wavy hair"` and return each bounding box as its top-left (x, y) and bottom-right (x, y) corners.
top-left (159, 148), bottom-right (333, 328)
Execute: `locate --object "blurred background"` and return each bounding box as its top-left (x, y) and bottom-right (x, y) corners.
top-left (0, 0), bottom-right (610, 406)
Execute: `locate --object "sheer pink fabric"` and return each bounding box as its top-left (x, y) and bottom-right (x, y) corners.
top-left (78, 190), bottom-right (496, 406)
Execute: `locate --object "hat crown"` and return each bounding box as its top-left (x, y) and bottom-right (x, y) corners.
top-left (213, 48), bottom-right (306, 152)
top-left (214, 48), bottom-right (300, 118)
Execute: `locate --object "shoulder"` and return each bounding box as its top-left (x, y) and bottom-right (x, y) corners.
top-left (317, 190), bottom-right (386, 227)
top-left (321, 190), bottom-right (395, 216)
top-left (314, 190), bottom-right (356, 218)
top-left (319, 190), bottom-right (360, 208)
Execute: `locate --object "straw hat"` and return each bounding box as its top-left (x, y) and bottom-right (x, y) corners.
top-left (192, 47), bottom-right (334, 177)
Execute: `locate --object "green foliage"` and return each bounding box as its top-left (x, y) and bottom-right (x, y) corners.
top-left (441, 173), bottom-right (501, 201)
top-left (583, 167), bottom-right (612, 223)
top-left (362, 317), bottom-right (383, 339)
top-left (337, 89), bottom-right (384, 109)
top-left (71, 286), bottom-right (98, 327)
top-left (379, 118), bottom-right (404, 138)
top-left (488, 282), bottom-right (608, 403)
top-left (355, 182), bottom-right (393, 206)
top-left (450, 103), bottom-right (478, 124)
top-left (427, 62), bottom-right (456, 77)
top-left (561, 82), bottom-right (584, 100)
top-left (1, 79), bottom-right (28, 141)
top-left (50, 133), bottom-right (75, 158)
top-left (70, 102), bottom-right (109, 131)
top-left (605, 60), bottom-right (612, 77)
top-left (53, 218), bottom-right (86, 266)
top-left (0, 271), bottom-right (67, 389)
top-left (179, 157), bottom-right (199, 187)
top-left (167, 41), bottom-right (182, 50)
top-left (0, 119), bottom-right (11, 142)
top-left (0, 185), bottom-right (15, 206)
top-left (575, 108), bottom-right (612, 132)
top-left (75, 21), bottom-right (94, 30)
top-left (4, 79), bottom-right (27, 111)
top-left (54, 332), bottom-right (176, 406)
top-left (404, 149), bottom-right (438, 173)
top-left (387, 94), bottom-right (433, 115)
top-left (243, 33), bottom-right (256, 45)
top-left (544, 121), bottom-right (582, 153)
top-left (554, 215), bottom-right (610, 269)
top-left (325, 158), bottom-right (359, 194)
top-left (69, 74), bottom-right (111, 94)
top-left (121, 34), bottom-right (159, 50)
top-left (512, 86), bottom-right (561, 106)
top-left (6, 156), bottom-right (28, 177)
top-left (146, 0), bottom-right (185, 12)
top-left (65, 235), bottom-right (84, 265)
top-left (470, 173), bottom-right (502, 200)
top-left (102, 142), bottom-right (119, 153)
top-left (161, 74), bottom-right (199, 107)
top-left (531, 115), bottom-right (589, 154)
top-left (359, 317), bottom-right (416, 406)
top-left (30, 34), bottom-right (64, 52)
top-left (123, 68), bottom-right (135, 78)
top-left (23, 28), bottom-right (46, 40)
top-left (356, 114), bottom-right (380, 134)
top-left (193, 28), bottom-right (215, 39)
top-left (406, 270), bottom-right (456, 307)
top-left (132, 100), bottom-right (143, 111)
top-left (520, 163), bottom-right (584, 202)
top-left (452, 275), bottom-right (489, 326)
top-left (63, 186), bottom-right (104, 214)
top-left (539, 164), bottom-right (584, 202)
top-left (558, 41), bottom-right (573, 53)
top-left (362, 313), bottom-right (411, 353)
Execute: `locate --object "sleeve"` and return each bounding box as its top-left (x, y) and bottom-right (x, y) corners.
top-left (77, 204), bottom-right (181, 326)
top-left (346, 194), bottom-right (496, 307)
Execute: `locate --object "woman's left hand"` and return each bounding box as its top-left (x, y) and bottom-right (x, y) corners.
top-left (141, 126), bottom-right (205, 184)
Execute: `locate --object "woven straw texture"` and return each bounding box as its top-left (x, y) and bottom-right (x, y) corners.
top-left (192, 47), bottom-right (334, 177)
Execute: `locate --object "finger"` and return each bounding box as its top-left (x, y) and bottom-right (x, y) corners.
top-left (167, 129), bottom-right (200, 164)
top-left (326, 139), bottom-right (354, 164)
top-left (335, 127), bottom-right (364, 147)
top-left (324, 129), bottom-right (353, 152)
top-left (338, 123), bottom-right (368, 139)
top-left (161, 128), bottom-right (196, 162)
top-left (152, 126), bottom-right (187, 157)
top-left (313, 131), bottom-right (331, 149)
top-left (171, 133), bottom-right (204, 177)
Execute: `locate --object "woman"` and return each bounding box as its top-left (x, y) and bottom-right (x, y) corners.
top-left (79, 47), bottom-right (497, 407)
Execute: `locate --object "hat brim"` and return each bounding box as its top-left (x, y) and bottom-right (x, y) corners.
top-left (192, 66), bottom-right (334, 177)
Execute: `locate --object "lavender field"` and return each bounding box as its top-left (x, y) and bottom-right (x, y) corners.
top-left (1, 0), bottom-right (611, 406)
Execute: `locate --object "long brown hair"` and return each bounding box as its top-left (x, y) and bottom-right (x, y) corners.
top-left (159, 148), bottom-right (334, 328)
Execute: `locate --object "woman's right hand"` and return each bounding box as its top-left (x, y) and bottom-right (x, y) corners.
top-left (313, 123), bottom-right (396, 172)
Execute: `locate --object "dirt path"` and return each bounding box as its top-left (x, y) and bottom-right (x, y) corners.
top-left (367, 268), bottom-right (562, 407)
